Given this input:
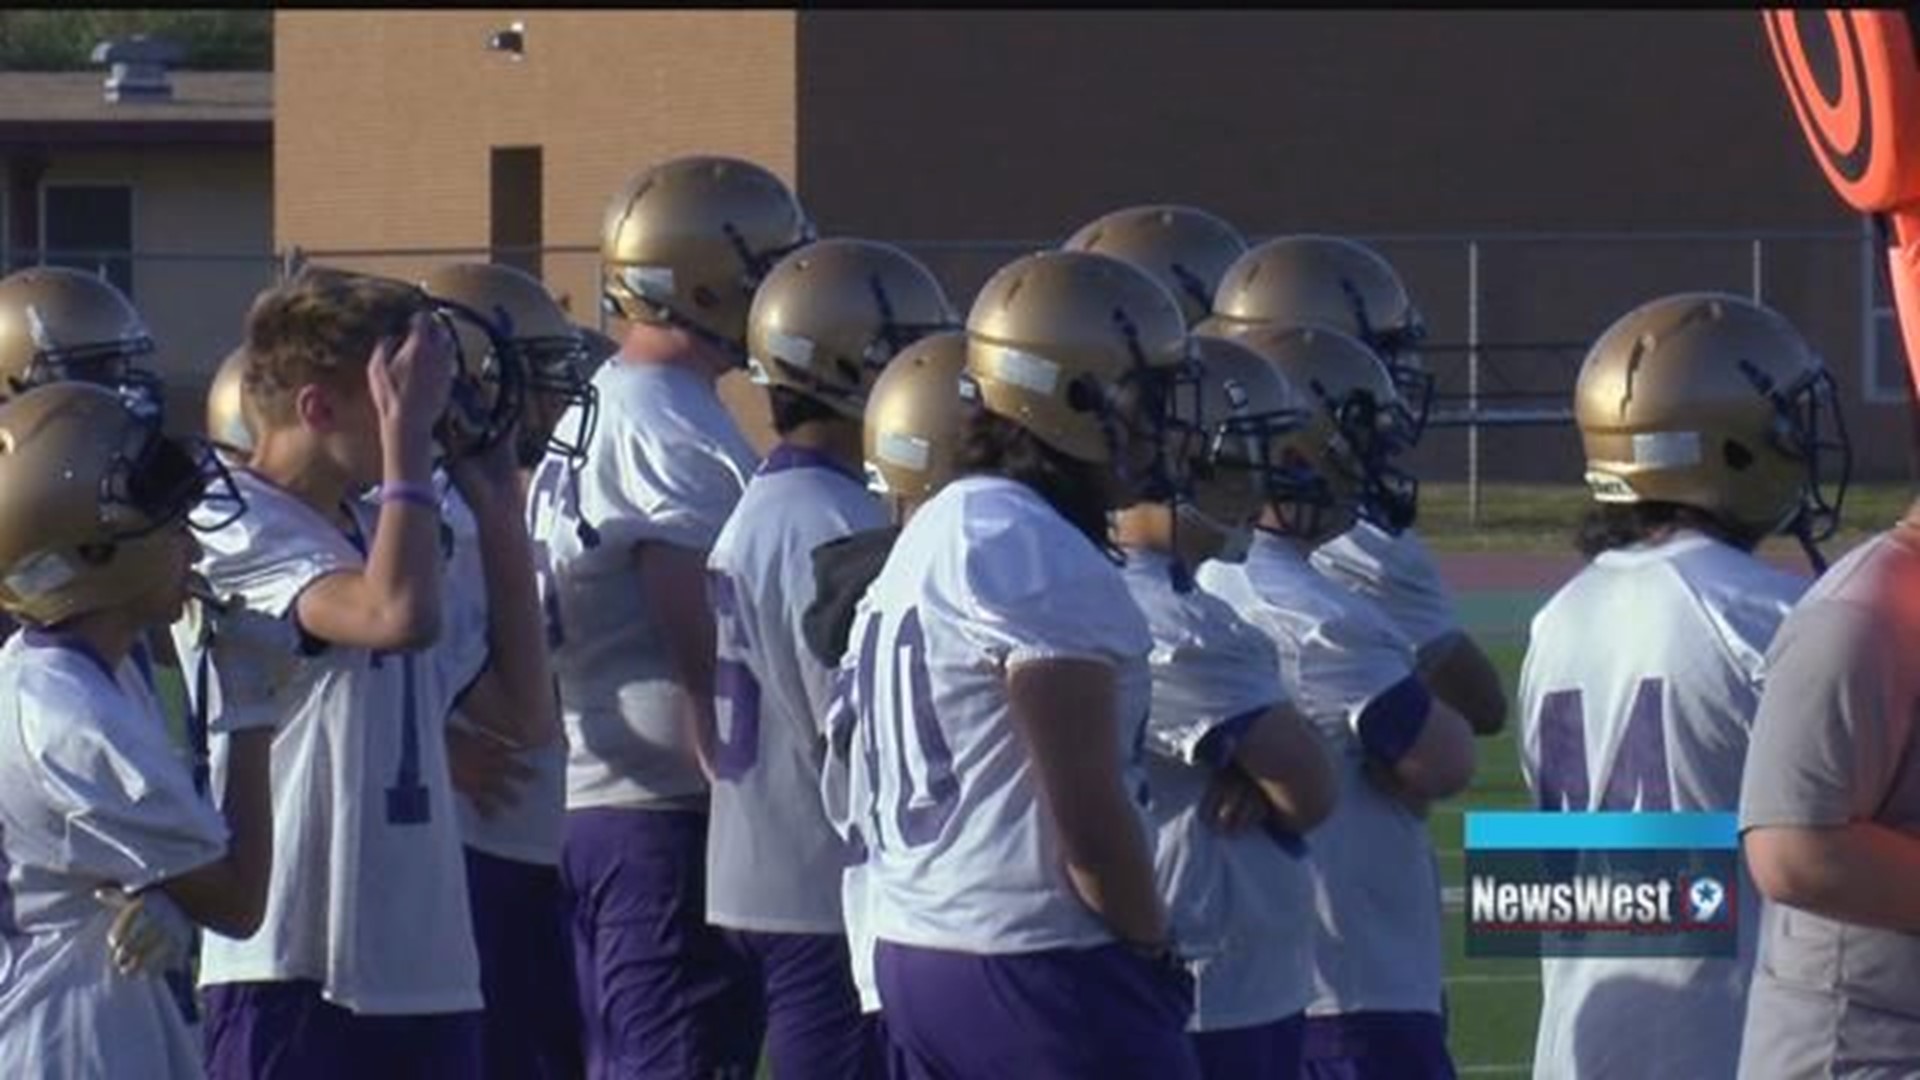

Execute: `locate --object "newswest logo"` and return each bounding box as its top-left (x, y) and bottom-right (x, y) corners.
top-left (1462, 812), bottom-right (1740, 958)
top-left (1469, 873), bottom-right (1729, 931)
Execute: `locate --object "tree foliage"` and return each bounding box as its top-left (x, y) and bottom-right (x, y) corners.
top-left (0, 11), bottom-right (271, 71)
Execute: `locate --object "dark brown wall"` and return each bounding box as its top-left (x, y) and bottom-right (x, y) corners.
top-left (798, 11), bottom-right (1908, 485)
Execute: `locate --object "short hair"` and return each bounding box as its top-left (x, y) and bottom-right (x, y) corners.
top-left (1573, 500), bottom-right (1762, 560)
top-left (242, 266), bottom-right (425, 429)
top-left (767, 385), bottom-right (843, 437)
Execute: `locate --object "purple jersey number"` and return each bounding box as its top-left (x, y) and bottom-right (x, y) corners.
top-left (382, 651), bottom-right (432, 825)
top-left (855, 607), bottom-right (960, 850)
top-left (1533, 677), bottom-right (1673, 812)
top-left (708, 570), bottom-right (761, 781)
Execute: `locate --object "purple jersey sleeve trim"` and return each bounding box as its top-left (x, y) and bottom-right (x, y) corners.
top-left (1192, 705), bottom-right (1271, 770)
top-left (1355, 675), bottom-right (1431, 766)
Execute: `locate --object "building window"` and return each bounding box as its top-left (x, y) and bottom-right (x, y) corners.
top-left (490, 146), bottom-right (543, 281)
top-left (41, 184), bottom-right (134, 298)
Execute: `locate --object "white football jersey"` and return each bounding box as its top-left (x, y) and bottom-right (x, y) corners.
top-left (821, 659), bottom-right (880, 1012)
top-left (845, 476), bottom-right (1155, 955)
top-left (1518, 531), bottom-right (1803, 1080)
top-left (1198, 533), bottom-right (1444, 1016)
top-left (1310, 522), bottom-right (1461, 651)
top-left (706, 446), bottom-right (886, 933)
top-left (1120, 548), bottom-right (1315, 1032)
top-left (0, 633), bottom-right (228, 1079)
top-left (181, 468), bottom-right (481, 1015)
top-left (436, 482), bottom-right (566, 866)
top-left (529, 361), bottom-right (757, 810)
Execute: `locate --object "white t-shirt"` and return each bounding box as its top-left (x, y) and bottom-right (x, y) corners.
top-left (1121, 548), bottom-right (1315, 1032)
top-left (847, 476), bottom-right (1155, 954)
top-left (1199, 533), bottom-right (1444, 1017)
top-left (0, 633), bottom-right (228, 1079)
top-left (1310, 523), bottom-right (1461, 651)
top-left (706, 445), bottom-right (886, 933)
top-left (530, 361), bottom-right (757, 811)
top-left (437, 482), bottom-right (566, 867)
top-left (181, 468), bottom-right (480, 1015)
top-left (1518, 531), bottom-right (1802, 1080)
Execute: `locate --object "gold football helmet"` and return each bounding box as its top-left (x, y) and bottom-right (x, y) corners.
top-left (600, 155), bottom-right (814, 360)
top-left (0, 383), bottom-right (243, 626)
top-left (1211, 235), bottom-right (1433, 439)
top-left (747, 238), bottom-right (957, 419)
top-left (1575, 292), bottom-right (1850, 542)
top-left (1206, 318), bottom-right (1419, 536)
top-left (422, 262), bottom-right (597, 469)
top-left (965, 250), bottom-right (1190, 488)
top-left (1169, 334), bottom-right (1317, 538)
top-left (0, 267), bottom-right (164, 420)
top-left (864, 330), bottom-right (968, 517)
top-left (206, 345), bottom-right (256, 457)
top-left (1063, 205), bottom-right (1247, 329)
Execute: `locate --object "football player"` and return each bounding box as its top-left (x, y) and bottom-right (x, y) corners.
top-left (843, 250), bottom-right (1200, 1077)
top-left (704, 238), bottom-right (954, 1078)
top-left (1063, 204), bottom-right (1248, 328)
top-left (186, 267), bottom-right (555, 1078)
top-left (532, 155), bottom-right (809, 1077)
top-left (1517, 293), bottom-right (1843, 1079)
top-left (420, 261), bottom-right (597, 1080)
top-left (1113, 333), bottom-right (1338, 1077)
top-left (0, 383), bottom-right (288, 1079)
top-left (806, 330), bottom-right (968, 1048)
top-left (1211, 236), bottom-right (1508, 736)
top-left (1194, 323), bottom-right (1477, 1080)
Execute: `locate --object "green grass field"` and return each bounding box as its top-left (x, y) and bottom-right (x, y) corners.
top-left (1422, 480), bottom-right (1912, 1076)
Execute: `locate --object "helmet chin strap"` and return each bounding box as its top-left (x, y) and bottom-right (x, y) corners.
top-left (1790, 514), bottom-right (1829, 576)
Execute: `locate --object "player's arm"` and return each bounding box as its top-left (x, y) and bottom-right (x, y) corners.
top-left (1010, 657), bottom-right (1168, 949)
top-left (1228, 702), bottom-right (1338, 834)
top-left (159, 728), bottom-right (272, 938)
top-left (1416, 630), bottom-right (1508, 736)
top-left (447, 440), bottom-right (559, 751)
top-left (1744, 825), bottom-right (1920, 932)
top-left (1740, 600), bottom-right (1920, 932)
top-left (1364, 677), bottom-right (1478, 806)
top-left (636, 539), bottom-right (721, 781)
top-left (295, 316), bottom-right (453, 652)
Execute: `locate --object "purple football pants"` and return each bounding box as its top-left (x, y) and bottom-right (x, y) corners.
top-left (1301, 1012), bottom-right (1457, 1080)
top-left (1194, 1011), bottom-right (1306, 1079)
top-left (562, 807), bottom-right (761, 1079)
top-left (465, 847), bottom-right (583, 1079)
top-left (875, 939), bottom-right (1200, 1079)
top-left (202, 979), bottom-right (481, 1080)
top-left (720, 928), bottom-right (886, 1079)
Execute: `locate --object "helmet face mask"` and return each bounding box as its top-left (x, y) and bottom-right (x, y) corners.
top-left (0, 384), bottom-right (246, 626)
top-left (1739, 355), bottom-right (1852, 542)
top-left (518, 338), bottom-right (599, 471)
top-left (422, 294), bottom-right (529, 464)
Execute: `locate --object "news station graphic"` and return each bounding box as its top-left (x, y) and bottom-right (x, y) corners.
top-left (1463, 811), bottom-right (1740, 959)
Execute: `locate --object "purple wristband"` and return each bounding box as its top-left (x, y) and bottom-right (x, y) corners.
top-left (379, 482), bottom-right (439, 509)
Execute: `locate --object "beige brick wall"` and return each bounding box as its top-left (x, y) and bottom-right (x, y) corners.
top-left (276, 11), bottom-right (799, 450)
top-left (35, 146), bottom-right (276, 427)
